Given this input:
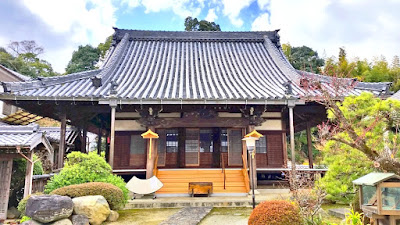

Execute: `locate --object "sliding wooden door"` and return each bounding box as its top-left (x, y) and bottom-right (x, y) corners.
top-left (185, 129), bottom-right (200, 166)
top-left (227, 129), bottom-right (243, 166)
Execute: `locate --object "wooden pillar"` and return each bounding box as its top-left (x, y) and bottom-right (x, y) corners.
top-left (58, 113), bottom-right (66, 169)
top-left (288, 104), bottom-right (296, 176)
top-left (0, 158), bottom-right (13, 222)
top-left (105, 130), bottom-right (110, 163)
top-left (109, 105), bottom-right (116, 169)
top-left (81, 129), bottom-right (87, 153)
top-left (306, 122), bottom-right (314, 169)
top-left (247, 125), bottom-right (257, 189)
top-left (23, 152), bottom-right (34, 198)
top-left (146, 126), bottom-right (156, 179)
top-left (97, 126), bottom-right (102, 155)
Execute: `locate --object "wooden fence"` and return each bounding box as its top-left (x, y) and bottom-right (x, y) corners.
top-left (32, 174), bottom-right (54, 193)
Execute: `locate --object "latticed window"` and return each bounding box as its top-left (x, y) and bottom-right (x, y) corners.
top-left (200, 129), bottom-right (213, 153)
top-left (256, 136), bottom-right (267, 153)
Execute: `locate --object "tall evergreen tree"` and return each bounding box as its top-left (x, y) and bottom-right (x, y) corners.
top-left (184, 17), bottom-right (221, 31)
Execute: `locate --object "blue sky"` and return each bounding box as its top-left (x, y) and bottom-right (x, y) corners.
top-left (115, 1), bottom-right (267, 31)
top-left (0, 0), bottom-right (399, 73)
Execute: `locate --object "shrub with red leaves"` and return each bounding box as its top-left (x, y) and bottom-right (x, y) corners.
top-left (248, 200), bottom-right (302, 225)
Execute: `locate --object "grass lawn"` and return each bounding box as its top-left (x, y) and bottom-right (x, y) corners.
top-left (321, 203), bottom-right (349, 224)
top-left (103, 204), bottom-right (347, 224)
top-left (199, 207), bottom-right (253, 225)
top-left (103, 208), bottom-right (181, 225)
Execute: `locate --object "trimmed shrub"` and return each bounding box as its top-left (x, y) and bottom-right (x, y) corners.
top-left (17, 192), bottom-right (43, 217)
top-left (51, 182), bottom-right (124, 210)
top-left (20, 216), bottom-right (31, 223)
top-left (248, 200), bottom-right (302, 225)
top-left (44, 152), bottom-right (128, 205)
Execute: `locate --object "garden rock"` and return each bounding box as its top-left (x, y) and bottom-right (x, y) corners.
top-left (21, 220), bottom-right (43, 225)
top-left (49, 218), bottom-right (72, 225)
top-left (72, 195), bottom-right (110, 225)
top-left (25, 195), bottom-right (73, 223)
top-left (71, 214), bottom-right (89, 225)
top-left (7, 207), bottom-right (20, 219)
top-left (107, 210), bottom-right (119, 222)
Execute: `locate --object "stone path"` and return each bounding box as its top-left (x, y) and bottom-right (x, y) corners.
top-left (160, 207), bottom-right (213, 225)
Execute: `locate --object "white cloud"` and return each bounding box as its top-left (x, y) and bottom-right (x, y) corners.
top-left (266, 0), bottom-right (400, 62)
top-left (140, 0), bottom-right (202, 18)
top-left (221, 0), bottom-right (254, 27)
top-left (19, 0), bottom-right (116, 72)
top-left (251, 13), bottom-right (269, 31)
top-left (257, 0), bottom-right (269, 11)
top-left (121, 0), bottom-right (141, 8)
top-left (205, 8), bottom-right (218, 22)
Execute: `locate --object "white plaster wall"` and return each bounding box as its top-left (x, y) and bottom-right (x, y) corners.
top-left (255, 120), bottom-right (282, 130)
top-left (115, 120), bottom-right (146, 131)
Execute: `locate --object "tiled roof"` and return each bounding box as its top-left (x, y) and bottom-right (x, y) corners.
top-left (0, 123), bottom-right (77, 151)
top-left (40, 126), bottom-right (79, 144)
top-left (390, 90), bottom-right (400, 100)
top-left (1, 29), bottom-right (303, 102)
top-left (0, 123), bottom-right (45, 149)
top-left (0, 29), bottom-right (391, 103)
top-left (298, 70), bottom-right (391, 97)
top-left (0, 64), bottom-right (31, 81)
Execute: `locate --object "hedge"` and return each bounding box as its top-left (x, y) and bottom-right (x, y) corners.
top-left (51, 182), bottom-right (125, 210)
top-left (248, 200), bottom-right (302, 225)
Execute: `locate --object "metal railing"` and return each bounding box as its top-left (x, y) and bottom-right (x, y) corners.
top-left (242, 154), bottom-right (250, 193)
top-left (153, 155), bottom-right (159, 177)
top-left (221, 154), bottom-right (226, 190)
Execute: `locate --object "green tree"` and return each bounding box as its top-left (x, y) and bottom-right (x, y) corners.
top-left (45, 152), bottom-right (128, 203)
top-left (184, 16), bottom-right (221, 31)
top-left (97, 36), bottom-right (113, 58)
top-left (311, 92), bottom-right (400, 203)
top-left (65, 45), bottom-right (100, 74)
top-left (282, 44), bottom-right (324, 73)
top-left (0, 41), bottom-right (57, 77)
top-left (317, 141), bottom-right (373, 203)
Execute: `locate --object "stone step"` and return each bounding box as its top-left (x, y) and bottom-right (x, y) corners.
top-left (159, 207), bottom-right (213, 225)
top-left (328, 208), bottom-right (350, 219)
top-left (124, 195), bottom-right (287, 209)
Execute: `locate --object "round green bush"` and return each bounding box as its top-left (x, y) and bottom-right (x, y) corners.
top-left (248, 200), bottom-right (302, 225)
top-left (44, 152), bottom-right (128, 204)
top-left (51, 182), bottom-right (125, 210)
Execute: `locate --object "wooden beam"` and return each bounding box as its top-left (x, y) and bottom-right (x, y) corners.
top-left (306, 122), bottom-right (314, 169)
top-left (289, 105), bottom-right (296, 175)
top-left (109, 106), bottom-right (116, 169)
top-left (81, 129), bottom-right (87, 153)
top-left (145, 126), bottom-right (156, 179)
top-left (58, 112), bottom-right (66, 169)
top-left (97, 124), bottom-right (102, 155)
top-left (247, 125), bottom-right (257, 189)
top-left (23, 152), bottom-right (34, 198)
top-left (0, 159), bottom-right (13, 222)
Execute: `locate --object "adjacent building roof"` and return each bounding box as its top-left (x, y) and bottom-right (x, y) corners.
top-left (2, 110), bottom-right (43, 125)
top-left (0, 28), bottom-right (392, 104)
top-left (0, 122), bottom-right (78, 152)
top-left (0, 123), bottom-right (52, 151)
top-left (0, 64), bottom-right (30, 82)
top-left (352, 172), bottom-right (400, 186)
top-left (298, 71), bottom-right (391, 97)
top-left (390, 90), bottom-right (400, 100)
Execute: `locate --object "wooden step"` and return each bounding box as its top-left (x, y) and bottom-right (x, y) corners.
top-left (156, 169), bottom-right (248, 194)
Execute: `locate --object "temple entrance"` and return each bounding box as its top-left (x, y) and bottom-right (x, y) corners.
top-left (156, 127), bottom-right (245, 169)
